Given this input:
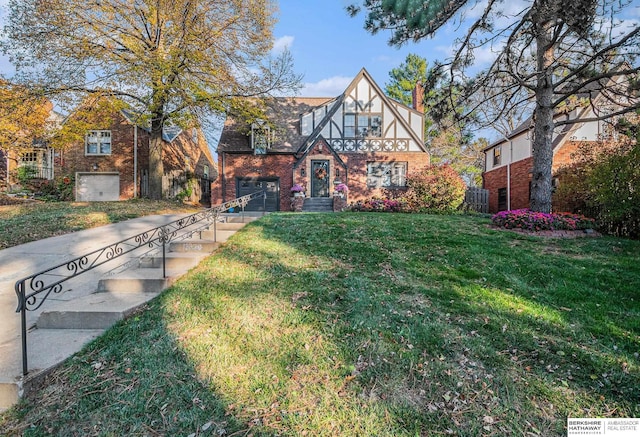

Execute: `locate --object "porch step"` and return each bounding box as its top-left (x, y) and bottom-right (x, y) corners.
top-left (302, 197), bottom-right (334, 212)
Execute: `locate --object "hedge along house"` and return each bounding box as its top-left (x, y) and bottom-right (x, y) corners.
top-left (482, 76), bottom-right (632, 214)
top-left (54, 108), bottom-right (216, 204)
top-left (213, 68), bottom-right (430, 211)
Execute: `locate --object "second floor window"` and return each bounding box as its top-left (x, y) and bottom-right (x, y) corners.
top-left (86, 130), bottom-right (111, 155)
top-left (344, 113), bottom-right (382, 138)
top-left (251, 120), bottom-right (272, 155)
top-left (493, 146), bottom-right (501, 166)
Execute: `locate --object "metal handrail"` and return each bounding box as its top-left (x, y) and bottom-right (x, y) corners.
top-left (14, 190), bottom-right (266, 376)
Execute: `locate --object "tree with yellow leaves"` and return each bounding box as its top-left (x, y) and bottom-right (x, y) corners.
top-left (2, 0), bottom-right (301, 199)
top-left (0, 81), bottom-right (50, 155)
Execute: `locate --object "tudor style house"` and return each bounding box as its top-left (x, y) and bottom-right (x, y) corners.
top-left (213, 68), bottom-right (430, 211)
top-left (3, 105), bottom-right (216, 205)
top-left (482, 79), bottom-right (632, 213)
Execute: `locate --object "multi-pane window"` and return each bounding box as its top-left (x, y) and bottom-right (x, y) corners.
top-left (367, 161), bottom-right (407, 187)
top-left (20, 152), bottom-right (40, 163)
top-left (86, 130), bottom-right (112, 155)
top-left (493, 146), bottom-right (501, 166)
top-left (344, 113), bottom-right (382, 138)
top-left (251, 120), bottom-right (272, 155)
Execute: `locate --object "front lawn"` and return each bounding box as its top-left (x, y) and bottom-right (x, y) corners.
top-left (2, 213), bottom-right (638, 436)
top-left (0, 198), bottom-right (201, 249)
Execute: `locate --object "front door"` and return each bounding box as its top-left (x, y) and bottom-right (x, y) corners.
top-left (311, 160), bottom-right (330, 197)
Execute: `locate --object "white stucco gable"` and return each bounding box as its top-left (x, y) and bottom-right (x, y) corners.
top-left (298, 68), bottom-right (427, 154)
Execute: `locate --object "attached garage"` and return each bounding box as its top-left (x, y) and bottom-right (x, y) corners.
top-left (236, 177), bottom-right (280, 211)
top-left (76, 172), bottom-right (120, 201)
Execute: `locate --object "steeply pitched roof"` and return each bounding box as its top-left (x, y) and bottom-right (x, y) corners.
top-left (217, 97), bottom-right (334, 153)
top-left (218, 67), bottom-right (427, 154)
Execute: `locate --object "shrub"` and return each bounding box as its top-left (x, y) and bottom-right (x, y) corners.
top-left (552, 124), bottom-right (640, 238)
top-left (36, 175), bottom-right (75, 201)
top-left (403, 164), bottom-right (466, 213)
top-left (492, 209), bottom-right (596, 232)
top-left (290, 183), bottom-right (304, 193)
top-left (350, 197), bottom-right (404, 212)
top-left (587, 143), bottom-right (640, 238)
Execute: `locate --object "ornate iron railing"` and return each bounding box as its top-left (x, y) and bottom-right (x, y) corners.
top-left (14, 190), bottom-right (266, 376)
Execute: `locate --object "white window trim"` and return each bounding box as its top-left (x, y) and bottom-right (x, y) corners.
top-left (367, 161), bottom-right (408, 188)
top-left (86, 130), bottom-right (112, 156)
top-left (344, 112), bottom-right (383, 138)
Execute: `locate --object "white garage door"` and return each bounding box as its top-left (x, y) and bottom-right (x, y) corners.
top-left (76, 172), bottom-right (120, 201)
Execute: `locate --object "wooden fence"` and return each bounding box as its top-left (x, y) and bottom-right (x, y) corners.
top-left (464, 187), bottom-right (489, 213)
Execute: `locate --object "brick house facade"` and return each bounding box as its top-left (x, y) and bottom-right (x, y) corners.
top-left (213, 68), bottom-right (430, 211)
top-left (12, 108), bottom-right (215, 204)
top-left (482, 95), bottom-right (623, 213)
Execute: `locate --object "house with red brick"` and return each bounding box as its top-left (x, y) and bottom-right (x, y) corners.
top-left (482, 87), bottom-right (626, 213)
top-left (3, 106), bottom-right (216, 205)
top-left (213, 68), bottom-right (430, 211)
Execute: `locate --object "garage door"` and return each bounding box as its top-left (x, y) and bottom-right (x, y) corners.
top-left (76, 172), bottom-right (120, 201)
top-left (236, 178), bottom-right (280, 211)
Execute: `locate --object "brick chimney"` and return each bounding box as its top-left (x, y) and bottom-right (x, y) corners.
top-left (411, 82), bottom-right (425, 113)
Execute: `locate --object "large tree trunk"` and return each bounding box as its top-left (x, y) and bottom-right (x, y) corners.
top-left (530, 13), bottom-right (556, 214)
top-left (148, 115), bottom-right (164, 200)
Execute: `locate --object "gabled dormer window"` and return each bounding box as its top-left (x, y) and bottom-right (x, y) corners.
top-left (251, 119), bottom-right (272, 155)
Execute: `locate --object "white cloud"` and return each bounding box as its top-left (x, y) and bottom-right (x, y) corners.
top-left (272, 35), bottom-right (294, 54)
top-left (301, 76), bottom-right (352, 96)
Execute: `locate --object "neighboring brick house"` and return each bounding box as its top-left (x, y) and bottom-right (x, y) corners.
top-left (56, 109), bottom-right (216, 204)
top-left (213, 68), bottom-right (430, 211)
top-left (482, 90), bottom-right (625, 213)
top-left (2, 104), bottom-right (217, 204)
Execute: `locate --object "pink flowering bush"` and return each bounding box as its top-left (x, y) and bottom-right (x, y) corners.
top-left (351, 197), bottom-right (404, 213)
top-left (492, 209), bottom-right (596, 231)
top-left (335, 183), bottom-right (349, 193)
top-left (290, 184), bottom-right (304, 193)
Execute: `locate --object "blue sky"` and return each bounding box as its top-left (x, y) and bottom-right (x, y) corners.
top-left (0, 0), bottom-right (482, 94)
top-left (1, 1), bottom-right (639, 104)
top-left (275, 0), bottom-right (475, 96)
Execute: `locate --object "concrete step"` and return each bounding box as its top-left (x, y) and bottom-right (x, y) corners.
top-left (36, 291), bottom-right (161, 329)
top-left (197, 229), bottom-right (237, 242)
top-left (169, 239), bottom-right (221, 253)
top-left (211, 222), bottom-right (247, 231)
top-left (220, 214), bottom-right (262, 223)
top-left (139, 252), bottom-right (207, 270)
top-left (97, 268), bottom-right (178, 293)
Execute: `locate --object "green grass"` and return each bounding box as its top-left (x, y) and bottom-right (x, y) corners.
top-left (1, 213), bottom-right (639, 436)
top-left (0, 199), bottom-right (201, 249)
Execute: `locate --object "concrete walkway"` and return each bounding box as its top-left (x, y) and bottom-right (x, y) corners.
top-left (0, 211), bottom-right (261, 411)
